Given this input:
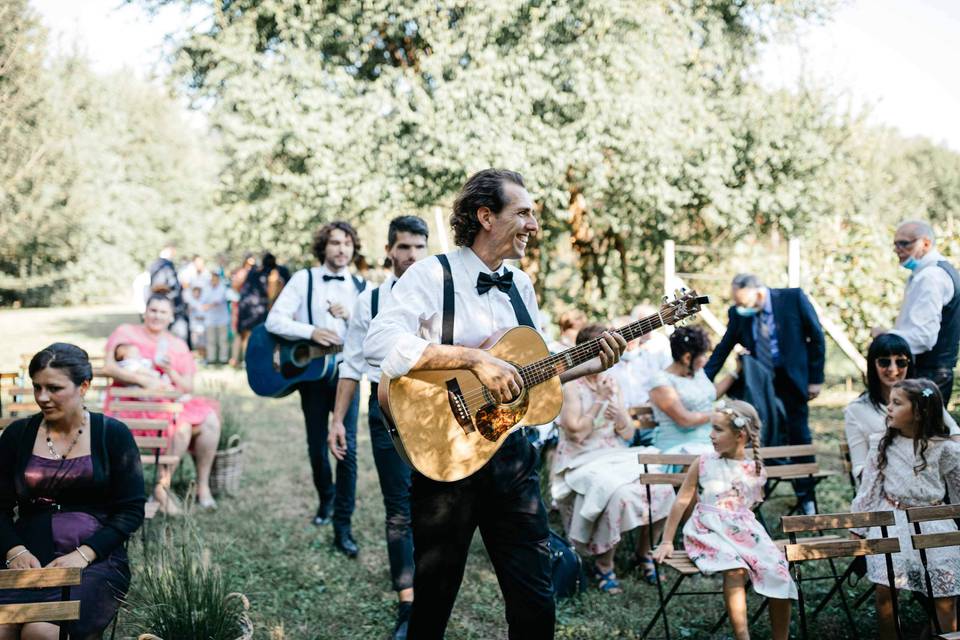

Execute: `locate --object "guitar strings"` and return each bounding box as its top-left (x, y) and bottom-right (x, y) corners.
top-left (455, 306), bottom-right (682, 411)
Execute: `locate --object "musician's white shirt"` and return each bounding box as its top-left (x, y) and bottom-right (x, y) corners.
top-left (264, 265), bottom-right (366, 360)
top-left (339, 274), bottom-right (398, 384)
top-left (364, 247), bottom-right (542, 379)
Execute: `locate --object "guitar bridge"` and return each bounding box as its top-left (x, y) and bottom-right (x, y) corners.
top-left (446, 379), bottom-right (475, 433)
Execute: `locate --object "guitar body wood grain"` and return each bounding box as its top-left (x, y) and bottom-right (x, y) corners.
top-left (378, 325), bottom-right (562, 482)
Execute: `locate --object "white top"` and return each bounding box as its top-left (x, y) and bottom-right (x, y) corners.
top-left (891, 250), bottom-right (956, 355)
top-left (339, 274), bottom-right (398, 383)
top-left (843, 393), bottom-right (960, 480)
top-left (852, 436), bottom-right (960, 512)
top-left (265, 265), bottom-right (366, 348)
top-left (608, 333), bottom-right (672, 408)
top-left (364, 247), bottom-right (542, 378)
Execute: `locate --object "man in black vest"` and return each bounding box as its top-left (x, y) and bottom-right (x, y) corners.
top-left (364, 169), bottom-right (626, 639)
top-left (889, 220), bottom-right (960, 404)
top-left (704, 273), bottom-right (826, 515)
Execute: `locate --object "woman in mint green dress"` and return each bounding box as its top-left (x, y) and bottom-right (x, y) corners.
top-left (649, 326), bottom-right (739, 454)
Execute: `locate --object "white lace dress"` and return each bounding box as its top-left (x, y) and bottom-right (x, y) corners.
top-left (851, 437), bottom-right (960, 596)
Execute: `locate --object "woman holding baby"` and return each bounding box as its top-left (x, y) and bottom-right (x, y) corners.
top-left (103, 293), bottom-right (221, 512)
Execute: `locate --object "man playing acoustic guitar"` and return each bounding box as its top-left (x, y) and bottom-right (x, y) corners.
top-left (365, 169), bottom-right (626, 639)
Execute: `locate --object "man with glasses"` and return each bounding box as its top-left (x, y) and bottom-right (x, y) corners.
top-left (884, 220), bottom-right (960, 405)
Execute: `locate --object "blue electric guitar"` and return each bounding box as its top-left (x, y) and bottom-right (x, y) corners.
top-left (245, 324), bottom-right (341, 397)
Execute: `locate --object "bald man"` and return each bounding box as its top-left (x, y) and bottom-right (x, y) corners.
top-left (889, 220), bottom-right (960, 404)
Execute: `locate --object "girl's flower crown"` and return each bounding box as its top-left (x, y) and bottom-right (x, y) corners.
top-left (715, 401), bottom-right (749, 428)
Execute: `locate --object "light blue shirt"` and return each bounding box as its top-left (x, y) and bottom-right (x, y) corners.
top-left (650, 369), bottom-right (717, 452)
top-left (751, 287), bottom-right (781, 366)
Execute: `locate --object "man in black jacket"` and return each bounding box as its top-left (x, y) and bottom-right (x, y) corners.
top-left (704, 273), bottom-right (826, 515)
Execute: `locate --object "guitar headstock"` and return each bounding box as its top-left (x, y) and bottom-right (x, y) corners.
top-left (661, 289), bottom-right (710, 326)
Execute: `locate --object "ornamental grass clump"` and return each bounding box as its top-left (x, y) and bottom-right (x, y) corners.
top-left (125, 524), bottom-right (251, 639)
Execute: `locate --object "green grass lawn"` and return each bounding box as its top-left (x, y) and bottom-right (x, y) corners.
top-left (0, 305), bottom-right (940, 639)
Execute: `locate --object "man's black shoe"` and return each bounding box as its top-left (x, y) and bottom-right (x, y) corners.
top-left (333, 530), bottom-right (359, 558)
top-left (393, 601), bottom-right (412, 640)
top-left (312, 503), bottom-right (333, 526)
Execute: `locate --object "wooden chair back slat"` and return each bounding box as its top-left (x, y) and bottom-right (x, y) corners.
top-left (140, 454), bottom-right (180, 466)
top-left (758, 444), bottom-right (817, 458)
top-left (906, 504), bottom-right (960, 524)
top-left (0, 567), bottom-right (82, 590)
top-left (108, 388), bottom-right (183, 400)
top-left (911, 531), bottom-right (960, 551)
top-left (3, 402), bottom-right (38, 414)
top-left (765, 463), bottom-right (820, 479)
top-left (122, 418), bottom-right (170, 432)
top-left (782, 510), bottom-right (896, 533)
top-left (0, 601), bottom-right (81, 624)
top-left (785, 537), bottom-right (901, 562)
top-left (637, 454), bottom-right (698, 466)
top-left (134, 436), bottom-right (169, 449)
top-left (108, 401), bottom-right (183, 414)
top-left (637, 473), bottom-right (686, 487)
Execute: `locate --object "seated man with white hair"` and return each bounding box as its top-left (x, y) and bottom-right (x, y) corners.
top-left (885, 220), bottom-right (960, 405)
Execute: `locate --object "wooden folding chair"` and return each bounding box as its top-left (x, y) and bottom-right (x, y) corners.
top-left (0, 567), bottom-right (82, 640)
top-left (838, 442), bottom-right (858, 491)
top-left (782, 510), bottom-right (902, 640)
top-left (906, 504), bottom-right (960, 638)
top-left (756, 445), bottom-right (839, 526)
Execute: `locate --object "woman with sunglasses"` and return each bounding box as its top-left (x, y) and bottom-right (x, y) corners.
top-left (844, 333), bottom-right (960, 485)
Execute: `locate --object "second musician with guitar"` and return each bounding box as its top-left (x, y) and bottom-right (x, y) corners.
top-left (364, 169), bottom-right (627, 639)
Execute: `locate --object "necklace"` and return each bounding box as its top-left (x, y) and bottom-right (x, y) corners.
top-left (44, 412), bottom-right (88, 460)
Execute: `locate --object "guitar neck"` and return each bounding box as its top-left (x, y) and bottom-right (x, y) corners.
top-left (519, 312), bottom-right (671, 388)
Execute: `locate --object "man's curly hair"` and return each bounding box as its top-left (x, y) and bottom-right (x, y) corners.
top-left (450, 169), bottom-right (525, 247)
top-left (312, 221), bottom-right (363, 266)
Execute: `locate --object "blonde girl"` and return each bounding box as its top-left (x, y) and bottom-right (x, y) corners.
top-left (653, 400), bottom-right (796, 640)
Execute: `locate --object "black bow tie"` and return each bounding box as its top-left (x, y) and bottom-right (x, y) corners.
top-left (322, 275), bottom-right (345, 282)
top-left (476, 271), bottom-right (514, 295)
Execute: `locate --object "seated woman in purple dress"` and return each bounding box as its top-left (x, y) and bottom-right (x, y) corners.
top-left (0, 343), bottom-right (145, 640)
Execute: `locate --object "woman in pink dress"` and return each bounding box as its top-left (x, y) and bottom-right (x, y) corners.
top-left (103, 294), bottom-right (221, 511)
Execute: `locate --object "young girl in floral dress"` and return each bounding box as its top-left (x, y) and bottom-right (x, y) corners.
top-left (654, 400), bottom-right (796, 640)
top-left (851, 379), bottom-right (960, 639)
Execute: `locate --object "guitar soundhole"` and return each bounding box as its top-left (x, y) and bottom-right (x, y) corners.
top-left (474, 394), bottom-right (529, 442)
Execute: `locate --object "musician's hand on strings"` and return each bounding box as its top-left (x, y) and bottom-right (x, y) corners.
top-left (596, 331), bottom-right (627, 371)
top-left (328, 419), bottom-right (348, 461)
top-left (327, 300), bottom-right (350, 320)
top-left (472, 351), bottom-right (523, 404)
top-left (310, 328), bottom-right (343, 347)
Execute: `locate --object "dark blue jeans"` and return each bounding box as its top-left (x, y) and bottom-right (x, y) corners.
top-left (407, 432), bottom-right (555, 640)
top-left (369, 383), bottom-right (414, 591)
top-left (298, 375), bottom-right (359, 533)
top-left (916, 367), bottom-right (954, 406)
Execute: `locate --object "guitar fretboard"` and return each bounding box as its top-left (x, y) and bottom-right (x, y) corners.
top-left (518, 310), bottom-right (675, 388)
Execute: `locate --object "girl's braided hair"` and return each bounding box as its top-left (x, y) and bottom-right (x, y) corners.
top-left (877, 378), bottom-right (948, 479)
top-left (716, 399), bottom-right (763, 475)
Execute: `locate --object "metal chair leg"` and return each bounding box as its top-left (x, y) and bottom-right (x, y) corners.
top-left (641, 574), bottom-right (685, 640)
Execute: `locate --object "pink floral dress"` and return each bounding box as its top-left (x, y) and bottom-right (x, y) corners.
top-left (683, 451), bottom-right (798, 600)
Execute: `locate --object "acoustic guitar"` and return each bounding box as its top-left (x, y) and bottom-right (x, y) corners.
top-left (245, 324), bottom-right (342, 397)
top-left (378, 290), bottom-right (709, 481)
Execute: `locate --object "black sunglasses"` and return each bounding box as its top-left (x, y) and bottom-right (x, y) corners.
top-left (877, 357), bottom-right (910, 369)
top-left (893, 238), bottom-right (918, 249)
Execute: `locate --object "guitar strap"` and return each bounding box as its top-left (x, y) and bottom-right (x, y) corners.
top-left (437, 255), bottom-right (455, 345)
top-left (435, 254), bottom-right (536, 346)
top-left (371, 286), bottom-right (380, 319)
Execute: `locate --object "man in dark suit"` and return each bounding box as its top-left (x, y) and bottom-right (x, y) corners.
top-left (704, 273), bottom-right (826, 515)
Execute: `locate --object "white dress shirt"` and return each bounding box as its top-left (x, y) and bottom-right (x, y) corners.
top-left (265, 266), bottom-right (366, 357)
top-left (843, 393), bottom-right (960, 480)
top-left (364, 247), bottom-right (542, 379)
top-left (891, 250), bottom-right (956, 355)
top-left (608, 333), bottom-right (673, 408)
top-left (339, 274), bottom-right (398, 384)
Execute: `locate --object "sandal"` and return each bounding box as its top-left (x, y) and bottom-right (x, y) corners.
top-left (592, 564), bottom-right (623, 595)
top-left (638, 555), bottom-right (661, 585)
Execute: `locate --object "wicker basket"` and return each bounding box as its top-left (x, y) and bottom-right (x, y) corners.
top-left (210, 435), bottom-right (244, 496)
top-left (138, 592), bottom-right (254, 640)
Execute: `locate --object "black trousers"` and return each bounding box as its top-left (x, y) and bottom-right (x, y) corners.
top-left (298, 376), bottom-right (359, 533)
top-left (369, 383), bottom-right (415, 592)
top-left (407, 432), bottom-right (555, 640)
top-left (916, 367), bottom-right (955, 406)
top-left (772, 367), bottom-right (815, 503)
